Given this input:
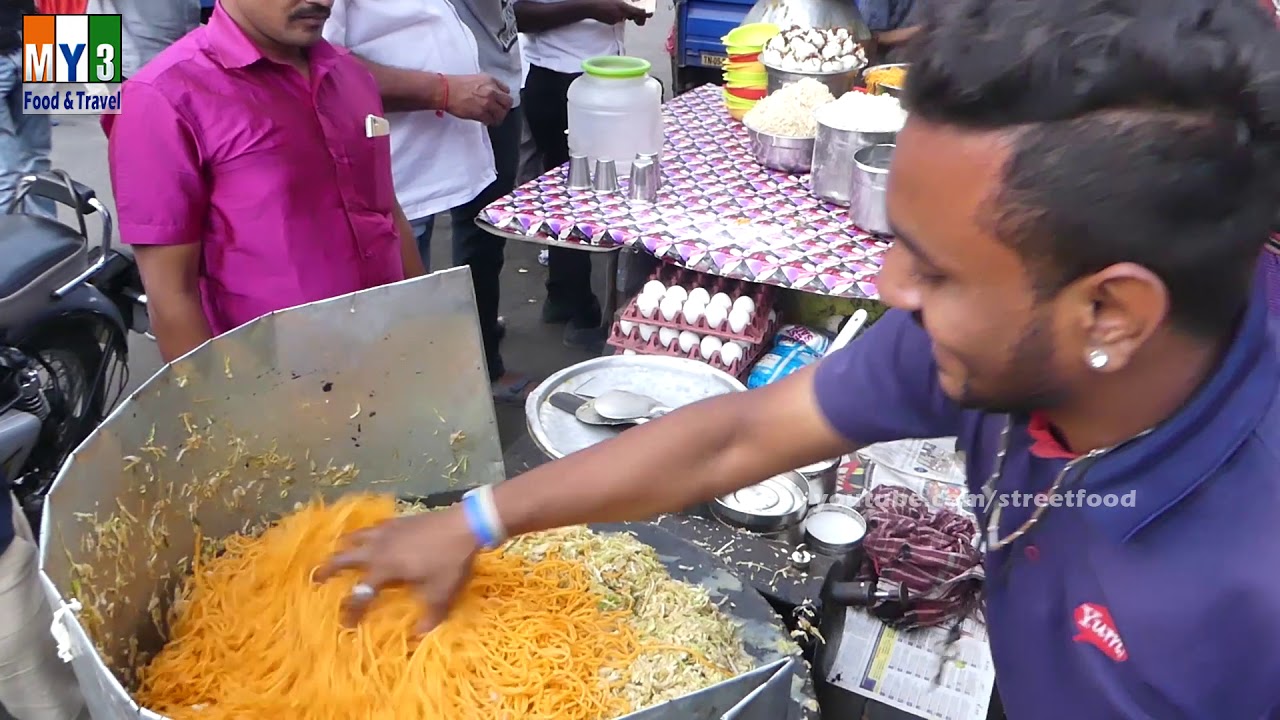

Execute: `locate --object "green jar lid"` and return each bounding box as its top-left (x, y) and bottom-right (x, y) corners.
top-left (581, 56), bottom-right (651, 79)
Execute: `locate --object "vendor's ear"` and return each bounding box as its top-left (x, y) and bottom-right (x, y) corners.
top-left (1065, 263), bottom-right (1168, 372)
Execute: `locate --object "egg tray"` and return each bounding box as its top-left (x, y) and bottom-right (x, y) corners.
top-left (606, 317), bottom-right (777, 381)
top-left (620, 267), bottom-right (777, 346)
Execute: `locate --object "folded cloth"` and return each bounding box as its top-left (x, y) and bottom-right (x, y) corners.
top-left (855, 485), bottom-right (983, 630)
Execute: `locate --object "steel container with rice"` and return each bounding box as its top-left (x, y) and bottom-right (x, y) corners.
top-left (763, 61), bottom-right (862, 98)
top-left (36, 269), bottom-right (807, 720)
top-left (809, 91), bottom-right (906, 205)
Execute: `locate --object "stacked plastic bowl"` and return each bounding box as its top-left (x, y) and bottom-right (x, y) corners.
top-left (721, 23), bottom-right (779, 121)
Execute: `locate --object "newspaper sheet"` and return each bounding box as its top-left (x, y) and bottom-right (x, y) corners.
top-left (859, 438), bottom-right (974, 517)
top-left (826, 610), bottom-right (995, 720)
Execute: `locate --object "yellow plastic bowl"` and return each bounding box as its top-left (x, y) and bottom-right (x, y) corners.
top-left (722, 23), bottom-right (780, 49)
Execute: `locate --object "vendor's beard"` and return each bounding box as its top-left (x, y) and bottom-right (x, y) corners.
top-left (954, 313), bottom-right (1068, 416)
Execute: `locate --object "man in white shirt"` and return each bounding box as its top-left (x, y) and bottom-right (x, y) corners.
top-left (324, 0), bottom-right (531, 401)
top-left (518, 0), bottom-right (648, 351)
top-left (86, 0), bottom-right (201, 78)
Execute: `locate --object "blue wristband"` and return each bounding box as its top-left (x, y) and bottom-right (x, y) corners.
top-left (462, 491), bottom-right (497, 548)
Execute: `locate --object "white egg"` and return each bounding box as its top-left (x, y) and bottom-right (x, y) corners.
top-left (732, 295), bottom-right (756, 317)
top-left (699, 335), bottom-right (723, 360)
top-left (638, 324), bottom-right (656, 342)
top-left (678, 331), bottom-right (700, 354)
top-left (719, 342), bottom-right (744, 367)
top-left (659, 295), bottom-right (683, 322)
top-left (636, 293), bottom-right (659, 319)
top-left (658, 327), bottom-right (679, 348)
top-left (619, 319), bottom-right (635, 337)
top-left (687, 287), bottom-right (711, 307)
top-left (682, 299), bottom-right (706, 325)
top-left (709, 292), bottom-right (733, 311)
top-left (623, 349), bottom-right (637, 355)
top-left (642, 280), bottom-right (667, 299)
top-left (728, 307), bottom-right (750, 334)
top-left (704, 303), bottom-right (728, 330)
top-left (663, 285), bottom-right (689, 304)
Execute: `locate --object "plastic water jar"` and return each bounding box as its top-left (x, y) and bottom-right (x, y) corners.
top-left (567, 56), bottom-right (663, 175)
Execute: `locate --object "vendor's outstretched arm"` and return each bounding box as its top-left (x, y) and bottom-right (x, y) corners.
top-left (497, 367), bottom-right (852, 534)
top-left (318, 310), bottom-right (958, 630)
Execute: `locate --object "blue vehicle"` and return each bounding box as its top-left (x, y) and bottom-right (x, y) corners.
top-left (671, 0), bottom-right (757, 94)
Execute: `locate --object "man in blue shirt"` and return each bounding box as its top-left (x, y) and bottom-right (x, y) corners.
top-left (319, 0), bottom-right (1280, 716)
top-left (856, 0), bottom-right (917, 61)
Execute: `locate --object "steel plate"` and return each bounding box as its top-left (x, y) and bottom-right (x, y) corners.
top-left (719, 475), bottom-right (808, 517)
top-left (526, 355), bottom-right (746, 460)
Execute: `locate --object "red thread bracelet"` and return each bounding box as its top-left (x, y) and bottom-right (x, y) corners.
top-left (436, 73), bottom-right (448, 118)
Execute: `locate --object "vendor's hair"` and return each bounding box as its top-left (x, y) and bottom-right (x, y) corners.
top-left (903, 0), bottom-right (1280, 337)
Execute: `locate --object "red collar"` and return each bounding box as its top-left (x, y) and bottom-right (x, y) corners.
top-left (1027, 412), bottom-right (1079, 459)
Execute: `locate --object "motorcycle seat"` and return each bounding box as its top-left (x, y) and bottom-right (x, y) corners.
top-left (0, 214), bottom-right (86, 300)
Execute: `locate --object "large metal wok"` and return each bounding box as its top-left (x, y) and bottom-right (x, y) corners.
top-left (34, 268), bottom-right (798, 719)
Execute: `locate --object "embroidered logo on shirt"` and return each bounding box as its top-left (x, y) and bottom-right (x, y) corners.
top-left (1073, 603), bottom-right (1128, 662)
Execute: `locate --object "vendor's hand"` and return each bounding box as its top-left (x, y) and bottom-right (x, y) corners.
top-left (315, 508), bottom-right (478, 633)
top-left (589, 0), bottom-right (650, 26)
top-left (446, 74), bottom-right (513, 126)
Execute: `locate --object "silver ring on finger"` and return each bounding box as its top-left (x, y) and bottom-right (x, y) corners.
top-left (350, 582), bottom-right (376, 602)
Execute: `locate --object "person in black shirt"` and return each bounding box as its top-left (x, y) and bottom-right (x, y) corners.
top-left (0, 0), bottom-right (54, 218)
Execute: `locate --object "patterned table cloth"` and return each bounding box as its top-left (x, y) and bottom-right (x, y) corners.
top-left (479, 84), bottom-right (891, 299)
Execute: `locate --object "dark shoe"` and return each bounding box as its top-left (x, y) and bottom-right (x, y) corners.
top-left (540, 302), bottom-right (577, 325)
top-left (491, 373), bottom-right (533, 405)
top-left (563, 323), bottom-right (607, 354)
top-left (542, 295), bottom-right (602, 326)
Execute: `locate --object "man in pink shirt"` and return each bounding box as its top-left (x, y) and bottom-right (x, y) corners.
top-left (105, 0), bottom-right (426, 362)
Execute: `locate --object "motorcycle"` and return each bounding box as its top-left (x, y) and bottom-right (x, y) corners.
top-left (0, 170), bottom-right (149, 531)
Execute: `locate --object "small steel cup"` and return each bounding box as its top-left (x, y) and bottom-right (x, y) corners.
top-left (566, 153), bottom-right (592, 190)
top-left (628, 157), bottom-right (660, 204)
top-left (592, 159), bottom-right (619, 193)
top-left (637, 151), bottom-right (661, 174)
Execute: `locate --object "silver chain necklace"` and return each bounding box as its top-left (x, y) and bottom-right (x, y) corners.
top-left (979, 416), bottom-right (1135, 552)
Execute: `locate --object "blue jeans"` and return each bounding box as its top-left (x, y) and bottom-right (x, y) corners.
top-left (0, 52), bottom-right (54, 218)
top-left (410, 216), bottom-right (434, 272)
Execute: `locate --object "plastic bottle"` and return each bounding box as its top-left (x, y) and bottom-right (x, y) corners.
top-left (567, 56), bottom-right (663, 175)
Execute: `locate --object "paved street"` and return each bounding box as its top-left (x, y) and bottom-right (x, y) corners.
top-left (47, 11), bottom-right (675, 453)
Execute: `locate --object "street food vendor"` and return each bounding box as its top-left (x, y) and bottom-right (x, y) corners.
top-left (320, 0), bottom-right (1280, 717)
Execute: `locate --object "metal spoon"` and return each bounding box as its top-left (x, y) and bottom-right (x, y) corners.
top-left (591, 389), bottom-right (672, 422)
top-left (575, 400), bottom-right (638, 427)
